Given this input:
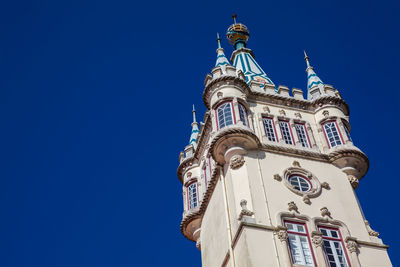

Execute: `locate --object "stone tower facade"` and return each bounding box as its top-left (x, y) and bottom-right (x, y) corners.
top-left (177, 17), bottom-right (392, 267)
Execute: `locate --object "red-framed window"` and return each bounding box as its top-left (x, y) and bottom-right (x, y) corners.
top-left (215, 102), bottom-right (236, 130)
top-left (318, 226), bottom-right (351, 267)
top-left (263, 117), bottom-right (278, 142)
top-left (279, 120), bottom-right (295, 145)
top-left (295, 123), bottom-right (312, 148)
top-left (342, 122), bottom-right (352, 143)
top-left (284, 221), bottom-right (316, 266)
top-left (322, 121), bottom-right (344, 148)
top-left (187, 182), bottom-right (198, 210)
top-left (238, 102), bottom-right (249, 127)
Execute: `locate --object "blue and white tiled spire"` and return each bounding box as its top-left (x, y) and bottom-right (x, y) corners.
top-left (226, 16), bottom-right (274, 88)
top-left (189, 105), bottom-right (200, 149)
top-left (304, 51), bottom-right (325, 100)
top-left (215, 33), bottom-right (231, 67)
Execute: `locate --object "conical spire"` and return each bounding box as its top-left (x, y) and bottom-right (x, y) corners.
top-left (304, 51), bottom-right (325, 100)
top-left (189, 105), bottom-right (200, 149)
top-left (227, 16), bottom-right (274, 88)
top-left (215, 33), bottom-right (231, 67)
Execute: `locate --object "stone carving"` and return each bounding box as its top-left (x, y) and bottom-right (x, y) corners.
top-left (365, 220), bottom-right (379, 237)
top-left (288, 201), bottom-right (299, 213)
top-left (217, 92), bottom-right (223, 98)
top-left (294, 112), bottom-right (302, 119)
top-left (263, 106), bottom-right (270, 113)
top-left (274, 226), bottom-right (288, 242)
top-left (303, 195), bottom-right (311, 204)
top-left (321, 182), bottom-right (330, 189)
top-left (230, 155), bottom-right (245, 169)
top-left (273, 174), bottom-right (282, 181)
top-left (196, 239), bottom-right (201, 250)
top-left (320, 207), bottom-right (331, 217)
top-left (348, 175), bottom-right (359, 189)
top-left (279, 109), bottom-right (286, 116)
top-left (311, 232), bottom-right (323, 247)
top-left (346, 238), bottom-right (358, 253)
top-left (323, 110), bottom-right (330, 117)
top-left (238, 199), bottom-right (254, 220)
top-left (187, 172), bottom-right (192, 178)
top-left (292, 161), bottom-right (301, 167)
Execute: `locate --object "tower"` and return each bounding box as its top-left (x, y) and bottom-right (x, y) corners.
top-left (177, 16), bottom-right (392, 267)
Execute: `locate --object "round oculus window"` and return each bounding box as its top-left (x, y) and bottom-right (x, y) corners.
top-left (288, 175), bottom-right (311, 192)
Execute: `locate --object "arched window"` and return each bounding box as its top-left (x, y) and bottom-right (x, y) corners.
top-left (216, 102), bottom-right (234, 129)
top-left (318, 226), bottom-right (350, 267)
top-left (238, 103), bottom-right (249, 127)
top-left (187, 182), bottom-right (198, 210)
top-left (284, 221), bottom-right (315, 266)
top-left (323, 121), bottom-right (343, 148)
top-left (342, 121), bottom-right (352, 143)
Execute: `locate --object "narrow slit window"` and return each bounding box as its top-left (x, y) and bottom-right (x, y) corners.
top-left (238, 103), bottom-right (249, 127)
top-left (187, 182), bottom-right (198, 210)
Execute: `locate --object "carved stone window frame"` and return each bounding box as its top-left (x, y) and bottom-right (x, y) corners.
top-left (283, 167), bottom-right (322, 198)
top-left (258, 113), bottom-right (279, 143)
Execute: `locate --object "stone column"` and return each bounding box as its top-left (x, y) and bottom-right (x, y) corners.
top-left (345, 237), bottom-right (361, 267)
top-left (311, 231), bottom-right (326, 266)
top-left (274, 119), bottom-right (284, 144)
top-left (290, 119), bottom-right (301, 147)
top-left (232, 97), bottom-right (242, 126)
top-left (306, 122), bottom-right (318, 150)
top-left (274, 226), bottom-right (292, 267)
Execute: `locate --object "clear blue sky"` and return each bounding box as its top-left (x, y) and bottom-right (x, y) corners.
top-left (1, 0), bottom-right (399, 266)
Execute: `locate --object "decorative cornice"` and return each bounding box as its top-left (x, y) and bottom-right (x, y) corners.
top-left (260, 143), bottom-right (329, 162)
top-left (209, 125), bottom-right (261, 163)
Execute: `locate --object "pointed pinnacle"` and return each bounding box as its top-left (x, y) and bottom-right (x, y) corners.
top-left (304, 50), bottom-right (309, 60)
top-left (304, 50), bottom-right (311, 69)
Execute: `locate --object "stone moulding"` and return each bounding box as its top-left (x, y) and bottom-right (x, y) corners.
top-left (328, 148), bottom-right (369, 179)
top-left (209, 125), bottom-right (261, 164)
top-left (230, 154), bottom-right (245, 169)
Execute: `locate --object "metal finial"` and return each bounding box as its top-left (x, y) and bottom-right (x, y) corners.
top-left (232, 14), bottom-right (237, 24)
top-left (304, 50), bottom-right (311, 68)
top-left (192, 104), bottom-right (197, 123)
top-left (216, 32), bottom-right (221, 49)
top-left (304, 50), bottom-right (309, 60)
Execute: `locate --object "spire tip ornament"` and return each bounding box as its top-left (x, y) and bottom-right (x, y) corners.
top-left (226, 15), bottom-right (250, 49)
